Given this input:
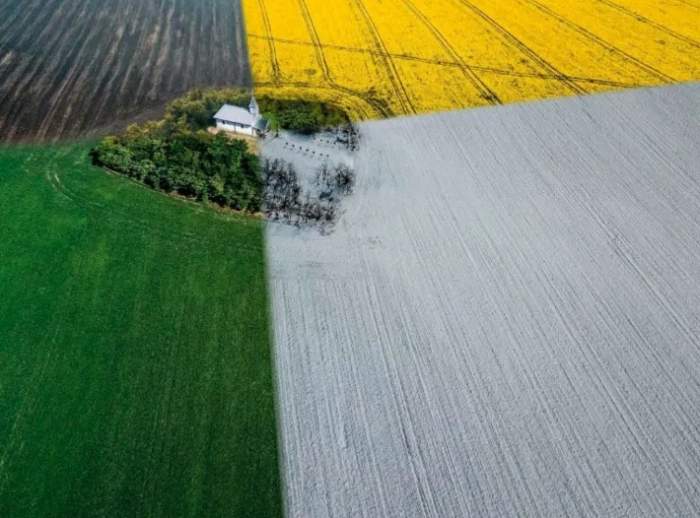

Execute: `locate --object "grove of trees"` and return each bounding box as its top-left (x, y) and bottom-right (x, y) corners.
top-left (91, 120), bottom-right (263, 212)
top-left (91, 88), bottom-right (356, 218)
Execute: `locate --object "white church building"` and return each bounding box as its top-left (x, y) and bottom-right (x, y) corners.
top-left (213, 96), bottom-right (268, 137)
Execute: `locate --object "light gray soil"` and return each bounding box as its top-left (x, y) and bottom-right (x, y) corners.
top-left (266, 83), bottom-right (700, 517)
top-left (262, 130), bottom-right (355, 187)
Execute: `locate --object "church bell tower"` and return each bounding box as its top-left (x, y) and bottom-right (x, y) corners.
top-left (249, 95), bottom-right (260, 118)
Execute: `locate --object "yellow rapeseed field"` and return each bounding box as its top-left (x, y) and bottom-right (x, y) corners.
top-left (243, 0), bottom-right (700, 119)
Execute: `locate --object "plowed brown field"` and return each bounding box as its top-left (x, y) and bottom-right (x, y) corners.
top-left (0, 0), bottom-right (250, 141)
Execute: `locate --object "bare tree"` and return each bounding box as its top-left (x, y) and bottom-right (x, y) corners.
top-left (262, 158), bottom-right (356, 232)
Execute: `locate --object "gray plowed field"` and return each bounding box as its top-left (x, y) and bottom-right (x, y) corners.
top-left (0, 0), bottom-right (249, 141)
top-left (266, 83), bottom-right (700, 517)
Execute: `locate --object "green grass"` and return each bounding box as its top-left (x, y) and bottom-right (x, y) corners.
top-left (0, 143), bottom-right (282, 517)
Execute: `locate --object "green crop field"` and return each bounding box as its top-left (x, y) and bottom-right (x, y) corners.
top-left (0, 144), bottom-right (282, 517)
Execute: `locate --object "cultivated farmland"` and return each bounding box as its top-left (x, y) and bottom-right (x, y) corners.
top-left (243, 0), bottom-right (700, 118)
top-left (0, 0), bottom-right (249, 141)
top-left (0, 144), bottom-right (282, 517)
top-left (266, 83), bottom-right (700, 516)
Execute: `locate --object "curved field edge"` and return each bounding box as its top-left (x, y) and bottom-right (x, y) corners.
top-left (0, 143), bottom-right (282, 517)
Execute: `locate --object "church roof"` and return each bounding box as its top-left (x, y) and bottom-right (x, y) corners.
top-left (213, 104), bottom-right (257, 127)
top-left (254, 117), bottom-right (268, 130)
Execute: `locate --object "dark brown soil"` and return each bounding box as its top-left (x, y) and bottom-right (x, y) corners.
top-left (0, 0), bottom-right (251, 142)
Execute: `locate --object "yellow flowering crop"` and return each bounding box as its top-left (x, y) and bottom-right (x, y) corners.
top-left (243, 0), bottom-right (700, 119)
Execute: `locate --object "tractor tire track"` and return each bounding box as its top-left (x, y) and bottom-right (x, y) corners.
top-left (46, 162), bottom-right (264, 256)
top-left (296, 0), bottom-right (333, 83)
top-left (294, 0), bottom-right (394, 117)
top-left (246, 33), bottom-right (639, 89)
top-left (349, 0), bottom-right (416, 115)
top-left (594, 0), bottom-right (700, 49)
top-left (255, 79), bottom-right (389, 118)
top-left (453, 0), bottom-right (587, 95)
top-left (676, 0), bottom-right (700, 9)
top-left (399, 0), bottom-right (501, 104)
top-left (255, 0), bottom-right (281, 84)
top-left (521, 0), bottom-right (676, 83)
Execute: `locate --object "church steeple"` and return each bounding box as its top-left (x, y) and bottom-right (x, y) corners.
top-left (249, 95), bottom-right (260, 118)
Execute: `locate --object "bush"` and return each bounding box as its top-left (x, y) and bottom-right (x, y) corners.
top-left (91, 120), bottom-right (262, 213)
top-left (257, 97), bottom-right (349, 134)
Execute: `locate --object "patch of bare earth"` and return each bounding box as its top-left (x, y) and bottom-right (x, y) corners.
top-left (0, 0), bottom-right (250, 142)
